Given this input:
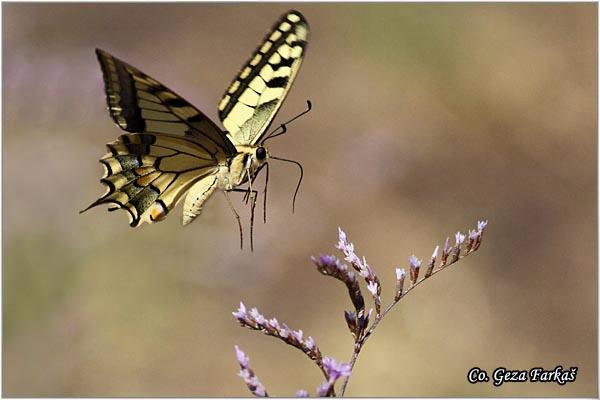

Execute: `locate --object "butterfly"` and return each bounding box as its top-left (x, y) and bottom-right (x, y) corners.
top-left (82, 10), bottom-right (310, 249)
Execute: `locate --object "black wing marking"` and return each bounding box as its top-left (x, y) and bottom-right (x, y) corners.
top-left (218, 10), bottom-right (309, 145)
top-left (96, 48), bottom-right (237, 157)
top-left (81, 133), bottom-right (220, 227)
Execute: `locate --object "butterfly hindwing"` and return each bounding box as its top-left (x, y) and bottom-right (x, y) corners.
top-left (82, 133), bottom-right (220, 227)
top-left (218, 10), bottom-right (309, 145)
top-left (96, 48), bottom-right (237, 156)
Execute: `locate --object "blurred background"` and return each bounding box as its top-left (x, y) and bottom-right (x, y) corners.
top-left (3, 3), bottom-right (597, 397)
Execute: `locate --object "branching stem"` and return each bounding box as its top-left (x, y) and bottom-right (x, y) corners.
top-left (340, 261), bottom-right (464, 396)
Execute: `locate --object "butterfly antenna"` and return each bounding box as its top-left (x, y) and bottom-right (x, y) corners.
top-left (261, 100), bottom-right (312, 145)
top-left (270, 156), bottom-right (304, 213)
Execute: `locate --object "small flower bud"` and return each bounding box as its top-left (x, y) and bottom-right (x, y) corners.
top-left (425, 245), bottom-right (439, 278)
top-left (409, 255), bottom-right (422, 285)
top-left (442, 237), bottom-right (451, 265)
top-left (395, 268), bottom-right (406, 301)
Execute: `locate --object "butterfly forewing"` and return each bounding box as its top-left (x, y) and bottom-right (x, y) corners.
top-left (218, 10), bottom-right (309, 145)
top-left (96, 49), bottom-right (237, 156)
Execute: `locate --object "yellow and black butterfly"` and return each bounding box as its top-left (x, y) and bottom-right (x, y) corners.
top-left (82, 10), bottom-right (310, 249)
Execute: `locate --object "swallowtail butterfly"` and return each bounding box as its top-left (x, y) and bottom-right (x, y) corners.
top-left (82, 10), bottom-right (309, 248)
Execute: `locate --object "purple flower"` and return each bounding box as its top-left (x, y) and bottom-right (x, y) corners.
top-left (337, 227), bottom-right (347, 245)
top-left (455, 232), bottom-right (466, 246)
top-left (234, 346), bottom-right (268, 397)
top-left (408, 255), bottom-right (422, 269)
top-left (292, 329), bottom-right (304, 342)
top-left (409, 255), bottom-right (422, 284)
top-left (235, 345), bottom-right (249, 368)
top-left (477, 220), bottom-right (488, 232)
top-left (249, 307), bottom-right (264, 323)
top-left (322, 356), bottom-right (352, 380)
top-left (316, 382), bottom-right (330, 397)
top-left (347, 270), bottom-right (355, 282)
top-left (268, 318), bottom-right (280, 330)
top-left (395, 268), bottom-right (406, 300)
top-left (366, 281), bottom-right (378, 297)
top-left (312, 254), bottom-right (337, 269)
top-left (251, 378), bottom-right (267, 397)
top-left (296, 389), bottom-right (309, 397)
top-left (431, 245), bottom-right (439, 259)
top-left (336, 227), bottom-right (351, 253)
top-left (232, 302), bottom-right (247, 320)
top-left (316, 357), bottom-right (352, 396)
top-left (396, 268), bottom-right (405, 281)
top-left (468, 229), bottom-right (478, 241)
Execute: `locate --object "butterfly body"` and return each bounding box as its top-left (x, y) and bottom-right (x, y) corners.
top-left (83, 10), bottom-right (308, 233)
top-left (219, 145), bottom-right (269, 190)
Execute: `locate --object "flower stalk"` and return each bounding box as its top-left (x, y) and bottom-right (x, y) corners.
top-left (232, 220), bottom-right (488, 397)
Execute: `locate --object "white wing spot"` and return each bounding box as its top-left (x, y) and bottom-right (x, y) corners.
top-left (218, 95), bottom-right (230, 111)
top-left (291, 45), bottom-right (303, 58)
top-left (287, 13), bottom-right (301, 23)
top-left (259, 64), bottom-right (274, 80)
top-left (269, 30), bottom-right (282, 41)
top-left (229, 103), bottom-right (254, 127)
top-left (250, 54), bottom-right (262, 66)
top-left (240, 67), bottom-right (251, 79)
top-left (228, 80), bottom-right (240, 94)
top-left (268, 52), bottom-right (281, 65)
top-left (277, 44), bottom-right (291, 58)
top-left (286, 34), bottom-right (298, 45)
top-left (223, 118), bottom-right (240, 135)
top-left (238, 89), bottom-right (259, 106)
top-left (259, 87), bottom-right (284, 104)
top-left (279, 22), bottom-right (292, 32)
top-left (249, 76), bottom-right (266, 92)
top-left (260, 41), bottom-right (272, 53)
top-left (273, 66), bottom-right (291, 78)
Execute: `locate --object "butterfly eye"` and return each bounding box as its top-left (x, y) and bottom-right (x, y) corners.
top-left (256, 147), bottom-right (267, 161)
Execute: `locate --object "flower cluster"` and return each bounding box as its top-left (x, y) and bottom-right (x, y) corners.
top-left (335, 228), bottom-right (382, 315)
top-left (310, 255), bottom-right (371, 340)
top-left (316, 357), bottom-right (352, 397)
top-left (233, 302), bottom-right (323, 366)
top-left (232, 220), bottom-right (488, 397)
top-left (311, 255), bottom-right (364, 312)
top-left (234, 344), bottom-right (350, 397)
top-left (393, 220), bottom-right (488, 301)
top-left (235, 346), bottom-right (268, 397)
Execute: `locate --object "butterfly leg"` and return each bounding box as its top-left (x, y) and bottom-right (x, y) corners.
top-left (230, 188), bottom-right (258, 251)
top-left (249, 190), bottom-right (257, 251)
top-left (241, 164), bottom-right (268, 224)
top-left (224, 191), bottom-right (243, 250)
top-left (262, 163), bottom-right (269, 224)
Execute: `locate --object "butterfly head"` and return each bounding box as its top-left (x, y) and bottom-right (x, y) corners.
top-left (256, 146), bottom-right (268, 161)
top-left (250, 146), bottom-right (269, 170)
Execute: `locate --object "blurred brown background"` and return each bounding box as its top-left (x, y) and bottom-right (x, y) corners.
top-left (3, 3), bottom-right (597, 397)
